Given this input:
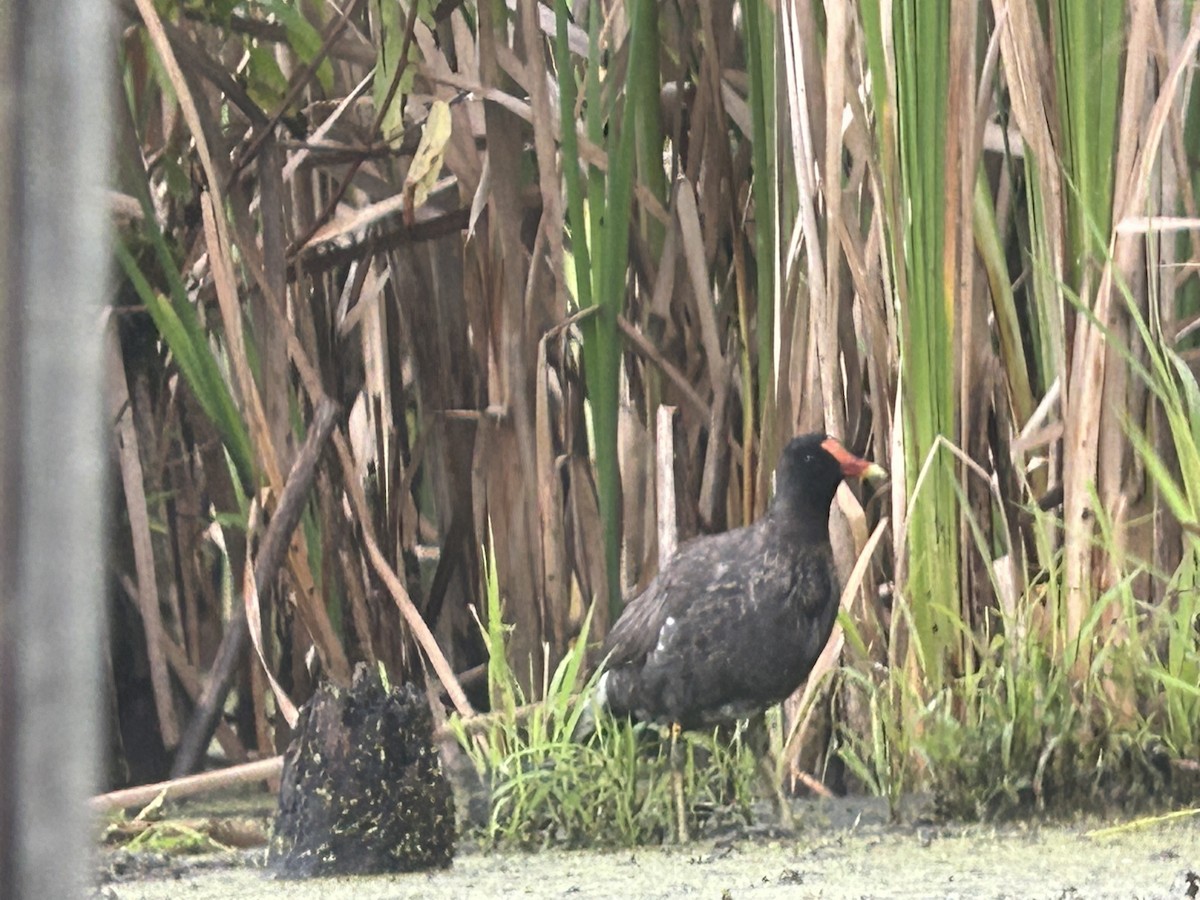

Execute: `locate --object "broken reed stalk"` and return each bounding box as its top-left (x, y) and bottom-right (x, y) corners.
top-left (618, 315), bottom-right (709, 421)
top-left (656, 405), bottom-right (678, 562)
top-left (171, 398), bottom-right (340, 778)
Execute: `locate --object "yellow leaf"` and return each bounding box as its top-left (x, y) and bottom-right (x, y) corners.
top-left (403, 100), bottom-right (452, 225)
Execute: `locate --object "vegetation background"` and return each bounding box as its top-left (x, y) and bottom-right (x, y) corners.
top-left (107, 0), bottom-right (1200, 821)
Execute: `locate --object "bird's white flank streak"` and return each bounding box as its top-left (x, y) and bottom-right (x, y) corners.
top-left (655, 616), bottom-right (676, 653)
top-left (595, 670), bottom-right (610, 709)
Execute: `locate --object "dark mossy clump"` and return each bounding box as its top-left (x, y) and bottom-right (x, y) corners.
top-left (268, 666), bottom-right (455, 876)
top-left (925, 720), bottom-right (1183, 822)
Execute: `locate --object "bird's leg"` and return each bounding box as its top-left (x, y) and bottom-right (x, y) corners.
top-left (669, 721), bottom-right (690, 843)
top-left (758, 752), bottom-right (795, 831)
top-left (748, 715), bottom-right (794, 831)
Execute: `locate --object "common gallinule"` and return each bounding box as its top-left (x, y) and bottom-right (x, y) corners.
top-left (594, 432), bottom-right (885, 839)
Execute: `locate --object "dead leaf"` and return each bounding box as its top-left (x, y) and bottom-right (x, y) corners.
top-left (404, 100), bottom-right (452, 226)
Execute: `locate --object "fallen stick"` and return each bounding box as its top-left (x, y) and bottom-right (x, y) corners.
top-left (790, 768), bottom-right (835, 800)
top-left (92, 708), bottom-right (508, 817)
top-left (91, 756), bottom-right (284, 815)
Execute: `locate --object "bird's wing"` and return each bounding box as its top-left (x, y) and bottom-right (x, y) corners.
top-left (598, 570), bottom-right (675, 669)
top-left (599, 523), bottom-right (763, 670)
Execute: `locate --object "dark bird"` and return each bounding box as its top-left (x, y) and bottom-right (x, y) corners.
top-left (597, 433), bottom-right (883, 727)
top-left (592, 433), bottom-right (884, 838)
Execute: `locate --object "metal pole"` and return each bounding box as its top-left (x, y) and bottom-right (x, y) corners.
top-left (0, 0), bottom-right (113, 894)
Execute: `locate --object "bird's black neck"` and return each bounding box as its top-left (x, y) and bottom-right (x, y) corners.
top-left (768, 496), bottom-right (834, 545)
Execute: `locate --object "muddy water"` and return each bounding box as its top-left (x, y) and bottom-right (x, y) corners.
top-left (97, 798), bottom-right (1199, 899)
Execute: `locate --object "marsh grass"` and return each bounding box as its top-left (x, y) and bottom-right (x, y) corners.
top-left (837, 288), bottom-right (1200, 819)
top-left (457, 713), bottom-right (758, 850)
top-left (448, 539), bottom-right (757, 848)
top-left (840, 520), bottom-right (1198, 821)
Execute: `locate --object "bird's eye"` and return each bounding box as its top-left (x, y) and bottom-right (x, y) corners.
top-left (804, 453), bottom-right (814, 463)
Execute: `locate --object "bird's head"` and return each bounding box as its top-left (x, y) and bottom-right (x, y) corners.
top-left (772, 432), bottom-right (886, 522)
